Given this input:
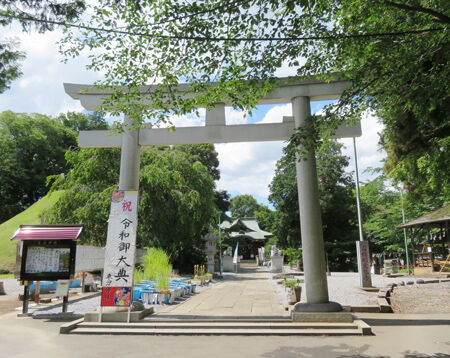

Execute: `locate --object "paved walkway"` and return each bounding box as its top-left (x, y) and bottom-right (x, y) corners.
top-left (152, 263), bottom-right (289, 319)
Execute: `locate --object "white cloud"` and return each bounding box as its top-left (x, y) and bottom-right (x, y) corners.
top-left (225, 107), bottom-right (248, 125)
top-left (338, 111), bottom-right (386, 182)
top-left (258, 103), bottom-right (291, 123)
top-left (0, 26), bottom-right (102, 116)
top-left (216, 104), bottom-right (289, 199)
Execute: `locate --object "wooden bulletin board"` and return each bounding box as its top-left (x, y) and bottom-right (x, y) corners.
top-left (19, 240), bottom-right (76, 281)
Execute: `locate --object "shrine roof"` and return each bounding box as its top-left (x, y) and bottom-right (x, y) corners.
top-left (221, 217), bottom-right (273, 240)
top-left (397, 205), bottom-right (450, 229)
top-left (11, 225), bottom-right (83, 241)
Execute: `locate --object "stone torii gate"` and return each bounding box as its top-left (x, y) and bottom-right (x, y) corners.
top-left (64, 77), bottom-right (361, 313)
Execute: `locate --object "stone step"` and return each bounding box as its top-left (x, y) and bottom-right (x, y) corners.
top-left (77, 321), bottom-right (360, 330)
top-left (70, 327), bottom-right (364, 336)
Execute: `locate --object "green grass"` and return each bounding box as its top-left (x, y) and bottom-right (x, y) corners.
top-left (0, 191), bottom-right (63, 272)
top-left (0, 274), bottom-right (13, 279)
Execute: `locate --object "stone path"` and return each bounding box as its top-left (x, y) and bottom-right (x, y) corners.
top-left (151, 264), bottom-right (289, 319)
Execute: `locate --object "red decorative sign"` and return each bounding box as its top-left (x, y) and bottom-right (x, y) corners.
top-left (101, 287), bottom-right (132, 306)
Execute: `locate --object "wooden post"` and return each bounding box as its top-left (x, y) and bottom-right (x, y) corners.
top-left (62, 295), bottom-right (68, 313)
top-left (22, 281), bottom-right (29, 314)
top-left (411, 229), bottom-right (416, 275)
top-left (34, 281), bottom-right (40, 304)
top-left (81, 272), bottom-right (85, 293)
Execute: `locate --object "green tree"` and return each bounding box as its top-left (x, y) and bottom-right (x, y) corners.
top-left (174, 144), bottom-right (220, 180)
top-left (254, 204), bottom-right (275, 232)
top-left (229, 194), bottom-right (261, 218)
top-left (359, 175), bottom-right (406, 255)
top-left (45, 146), bottom-right (216, 271)
top-left (0, 111), bottom-right (77, 222)
top-left (173, 144), bottom-right (231, 213)
top-left (214, 189), bottom-right (231, 213)
top-left (269, 141), bottom-right (358, 270)
top-left (57, 111), bottom-right (109, 131)
top-left (0, 1), bottom-right (86, 93)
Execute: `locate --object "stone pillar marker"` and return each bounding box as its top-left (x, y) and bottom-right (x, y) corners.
top-left (202, 226), bottom-right (218, 274)
top-left (292, 96), bottom-right (342, 313)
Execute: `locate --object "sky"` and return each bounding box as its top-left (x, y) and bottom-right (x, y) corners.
top-left (0, 26), bottom-right (386, 208)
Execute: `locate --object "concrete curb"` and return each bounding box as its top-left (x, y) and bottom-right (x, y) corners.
top-left (60, 317), bottom-right (84, 334)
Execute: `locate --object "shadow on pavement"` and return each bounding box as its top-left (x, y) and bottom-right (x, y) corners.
top-left (261, 343), bottom-right (450, 358)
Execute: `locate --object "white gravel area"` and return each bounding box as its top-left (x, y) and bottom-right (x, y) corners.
top-left (31, 294), bottom-right (100, 317)
top-left (279, 268), bottom-right (417, 306)
top-left (326, 272), bottom-right (407, 306)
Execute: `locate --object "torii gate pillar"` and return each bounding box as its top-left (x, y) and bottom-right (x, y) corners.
top-left (119, 116), bottom-right (140, 191)
top-left (292, 96), bottom-right (342, 312)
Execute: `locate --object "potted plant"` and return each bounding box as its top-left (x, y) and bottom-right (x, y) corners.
top-left (283, 278), bottom-right (302, 304)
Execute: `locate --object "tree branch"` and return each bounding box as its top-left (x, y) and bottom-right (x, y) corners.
top-left (384, 1), bottom-right (450, 24)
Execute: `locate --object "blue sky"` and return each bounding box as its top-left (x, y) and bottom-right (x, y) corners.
top-left (0, 26), bottom-right (386, 210)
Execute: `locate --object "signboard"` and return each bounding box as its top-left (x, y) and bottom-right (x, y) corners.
top-left (101, 190), bottom-right (138, 307)
top-left (55, 280), bottom-right (70, 297)
top-left (19, 240), bottom-right (76, 281)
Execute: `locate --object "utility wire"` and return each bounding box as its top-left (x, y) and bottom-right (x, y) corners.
top-left (1, 13), bottom-right (447, 42)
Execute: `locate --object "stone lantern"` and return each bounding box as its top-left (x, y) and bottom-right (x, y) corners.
top-left (202, 226), bottom-right (218, 274)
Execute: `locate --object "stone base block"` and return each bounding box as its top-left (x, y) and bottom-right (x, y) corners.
top-left (84, 307), bottom-right (153, 322)
top-left (358, 286), bottom-right (380, 292)
top-left (293, 301), bottom-right (343, 313)
top-left (292, 311), bottom-right (354, 323)
top-left (222, 257), bottom-right (234, 272)
top-left (270, 256), bottom-right (284, 273)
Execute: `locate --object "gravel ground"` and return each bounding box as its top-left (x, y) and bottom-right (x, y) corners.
top-left (281, 269), bottom-right (413, 306)
top-left (390, 282), bottom-right (450, 313)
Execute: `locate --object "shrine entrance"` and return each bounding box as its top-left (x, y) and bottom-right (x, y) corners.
top-left (64, 76), bottom-right (361, 316)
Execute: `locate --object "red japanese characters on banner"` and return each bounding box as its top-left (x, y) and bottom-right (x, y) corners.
top-left (101, 287), bottom-right (132, 306)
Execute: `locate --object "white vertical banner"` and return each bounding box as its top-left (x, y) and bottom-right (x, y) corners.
top-left (233, 242), bottom-right (239, 264)
top-left (101, 190), bottom-right (138, 307)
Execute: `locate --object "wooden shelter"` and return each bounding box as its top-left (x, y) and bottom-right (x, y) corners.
top-left (397, 205), bottom-right (450, 273)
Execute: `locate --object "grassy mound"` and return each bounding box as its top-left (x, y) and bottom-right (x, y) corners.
top-left (0, 191), bottom-right (63, 273)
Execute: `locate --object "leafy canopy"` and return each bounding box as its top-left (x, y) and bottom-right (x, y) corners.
top-left (58, 1), bottom-right (449, 208)
top-left (59, 1), bottom-right (448, 132)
